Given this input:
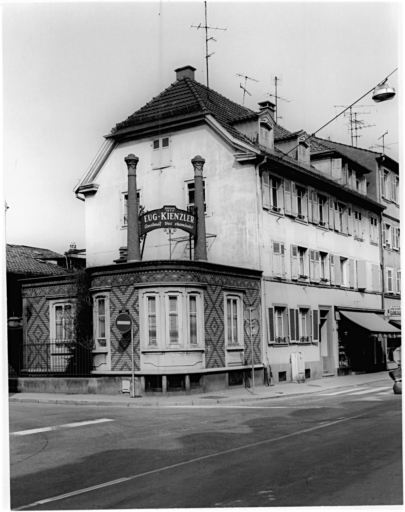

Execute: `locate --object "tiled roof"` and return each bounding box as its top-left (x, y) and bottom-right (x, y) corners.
top-left (6, 244), bottom-right (69, 276)
top-left (312, 137), bottom-right (382, 171)
top-left (113, 77), bottom-right (257, 145)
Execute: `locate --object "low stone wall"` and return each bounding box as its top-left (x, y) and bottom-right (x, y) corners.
top-left (9, 377), bottom-right (124, 395)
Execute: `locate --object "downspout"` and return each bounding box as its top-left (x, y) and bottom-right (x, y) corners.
top-left (378, 159), bottom-right (386, 316)
top-left (255, 155), bottom-right (268, 369)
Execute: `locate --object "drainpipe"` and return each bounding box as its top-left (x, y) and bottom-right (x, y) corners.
top-left (124, 154), bottom-right (141, 262)
top-left (191, 155), bottom-right (207, 261)
top-left (378, 159), bottom-right (386, 316)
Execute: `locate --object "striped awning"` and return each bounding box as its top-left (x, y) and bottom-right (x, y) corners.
top-left (340, 311), bottom-right (401, 338)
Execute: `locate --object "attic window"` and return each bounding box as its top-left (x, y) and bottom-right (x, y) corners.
top-left (152, 136), bottom-right (172, 169)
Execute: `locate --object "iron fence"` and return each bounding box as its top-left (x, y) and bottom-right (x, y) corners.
top-left (9, 339), bottom-right (94, 378)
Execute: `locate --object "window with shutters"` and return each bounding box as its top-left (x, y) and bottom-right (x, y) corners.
top-left (299, 308), bottom-right (310, 343)
top-left (320, 252), bottom-right (329, 282)
top-left (354, 210), bottom-right (363, 241)
top-left (393, 227), bottom-right (400, 251)
top-left (141, 288), bottom-right (204, 349)
top-left (272, 241), bottom-right (285, 278)
top-left (393, 175), bottom-right (399, 203)
top-left (382, 170), bottom-right (390, 199)
top-left (298, 247), bottom-right (308, 279)
top-left (340, 257), bottom-right (348, 287)
top-left (296, 186), bottom-right (307, 221)
top-left (268, 306), bottom-right (288, 344)
top-left (225, 293), bottom-right (243, 346)
top-left (396, 270), bottom-right (401, 294)
top-left (334, 201), bottom-right (347, 233)
top-left (312, 310), bottom-right (319, 342)
top-left (383, 223), bottom-right (392, 249)
top-left (318, 195), bottom-right (328, 227)
top-left (369, 216), bottom-right (378, 244)
top-left (330, 254), bottom-right (336, 285)
top-left (263, 174), bottom-right (283, 213)
top-left (122, 190), bottom-right (141, 227)
top-left (386, 268), bottom-right (394, 293)
top-left (152, 136), bottom-right (171, 169)
top-left (357, 260), bottom-right (367, 290)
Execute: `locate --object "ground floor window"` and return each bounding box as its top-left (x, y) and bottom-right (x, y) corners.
top-left (225, 292), bottom-right (243, 346)
top-left (50, 301), bottom-right (74, 342)
top-left (141, 288), bottom-right (204, 349)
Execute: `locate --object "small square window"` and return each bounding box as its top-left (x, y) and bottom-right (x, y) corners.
top-left (162, 137), bottom-right (169, 148)
top-left (153, 140), bottom-right (160, 150)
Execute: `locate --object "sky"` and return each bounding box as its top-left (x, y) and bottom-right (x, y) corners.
top-left (2, 0), bottom-right (401, 255)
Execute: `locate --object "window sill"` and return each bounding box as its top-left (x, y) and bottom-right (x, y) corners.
top-left (317, 224), bottom-right (329, 231)
top-left (294, 218), bottom-right (308, 226)
top-left (267, 209), bottom-right (284, 218)
top-left (226, 345), bottom-right (244, 351)
top-left (354, 237), bottom-right (364, 242)
top-left (269, 342), bottom-right (289, 347)
top-left (93, 349), bottom-right (108, 354)
top-left (370, 241), bottom-right (378, 246)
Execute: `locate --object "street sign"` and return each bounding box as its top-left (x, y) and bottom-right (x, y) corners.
top-left (116, 313), bottom-right (132, 333)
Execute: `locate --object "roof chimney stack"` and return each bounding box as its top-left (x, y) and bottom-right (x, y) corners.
top-left (175, 65), bottom-right (196, 81)
top-left (258, 100), bottom-right (276, 113)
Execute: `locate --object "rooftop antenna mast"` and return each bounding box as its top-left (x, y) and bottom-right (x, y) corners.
top-left (269, 75), bottom-right (287, 123)
top-left (334, 104), bottom-right (375, 146)
top-left (369, 131), bottom-right (393, 154)
top-left (191, 1), bottom-right (226, 89)
top-left (236, 73), bottom-right (258, 105)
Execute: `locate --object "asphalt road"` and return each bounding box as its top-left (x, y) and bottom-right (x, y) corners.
top-left (9, 379), bottom-right (402, 509)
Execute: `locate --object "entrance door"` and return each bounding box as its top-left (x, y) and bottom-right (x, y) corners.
top-left (319, 308), bottom-right (334, 375)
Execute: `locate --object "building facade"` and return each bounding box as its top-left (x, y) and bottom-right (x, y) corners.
top-left (20, 66), bottom-right (400, 393)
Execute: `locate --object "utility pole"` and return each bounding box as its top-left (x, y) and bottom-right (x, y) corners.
top-left (191, 2), bottom-right (226, 89)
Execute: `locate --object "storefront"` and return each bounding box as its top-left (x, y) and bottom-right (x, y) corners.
top-left (336, 308), bottom-right (401, 374)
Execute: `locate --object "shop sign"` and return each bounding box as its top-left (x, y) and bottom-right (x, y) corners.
top-left (139, 205), bottom-right (197, 236)
top-left (390, 305), bottom-right (401, 316)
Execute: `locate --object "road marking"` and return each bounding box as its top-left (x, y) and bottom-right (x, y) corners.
top-left (10, 419), bottom-right (113, 437)
top-left (15, 413), bottom-right (365, 510)
top-left (349, 386), bottom-right (390, 396)
top-left (162, 405), bottom-right (323, 409)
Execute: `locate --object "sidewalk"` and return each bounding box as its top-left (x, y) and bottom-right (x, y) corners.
top-left (9, 372), bottom-right (392, 408)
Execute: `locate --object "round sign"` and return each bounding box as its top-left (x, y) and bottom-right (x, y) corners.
top-left (116, 313), bottom-right (132, 333)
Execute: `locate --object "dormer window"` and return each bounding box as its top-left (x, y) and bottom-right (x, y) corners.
top-left (152, 136), bottom-right (172, 169)
top-left (259, 122), bottom-right (272, 149)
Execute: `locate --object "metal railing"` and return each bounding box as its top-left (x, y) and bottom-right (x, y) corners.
top-left (9, 339), bottom-right (95, 378)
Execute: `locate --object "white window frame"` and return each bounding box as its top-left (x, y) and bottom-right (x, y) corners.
top-left (393, 227), bottom-right (400, 251)
top-left (94, 294), bottom-right (110, 350)
top-left (50, 300), bottom-right (74, 342)
top-left (296, 185), bottom-right (307, 221)
top-left (318, 194), bottom-right (328, 227)
top-left (151, 135), bottom-right (172, 170)
top-left (185, 178), bottom-right (207, 214)
top-left (354, 210), bottom-right (363, 240)
top-left (320, 252), bottom-right (329, 282)
top-left (396, 270), bottom-right (401, 294)
top-left (386, 267), bottom-right (394, 293)
top-left (144, 292), bottom-right (160, 347)
top-left (224, 292), bottom-right (243, 346)
top-left (122, 190), bottom-right (141, 227)
top-left (369, 216), bottom-right (378, 244)
top-left (165, 292), bottom-right (183, 346)
top-left (340, 257), bottom-right (348, 287)
top-left (384, 223), bottom-right (392, 249)
top-left (298, 308), bottom-right (310, 343)
top-left (298, 246), bottom-right (308, 278)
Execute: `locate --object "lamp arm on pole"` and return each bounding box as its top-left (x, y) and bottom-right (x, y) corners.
top-left (274, 68), bottom-right (398, 164)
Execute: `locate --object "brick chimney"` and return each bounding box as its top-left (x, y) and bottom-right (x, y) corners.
top-left (191, 155), bottom-right (207, 261)
top-left (258, 100), bottom-right (276, 113)
top-left (175, 66), bottom-right (196, 81)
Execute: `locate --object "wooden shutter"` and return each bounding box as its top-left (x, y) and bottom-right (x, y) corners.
top-left (277, 181), bottom-right (284, 212)
top-left (330, 254), bottom-right (335, 285)
top-left (312, 193), bottom-right (319, 224)
top-left (302, 190), bottom-right (308, 220)
top-left (291, 245), bottom-right (299, 280)
top-left (332, 158), bottom-right (341, 180)
top-left (357, 260), bottom-right (367, 289)
top-left (262, 173), bottom-right (270, 209)
top-left (343, 206), bottom-right (348, 233)
top-left (281, 243), bottom-right (286, 277)
top-left (295, 310), bottom-right (300, 340)
top-left (289, 308), bottom-right (296, 341)
top-left (291, 183), bottom-right (297, 217)
top-left (308, 189), bottom-right (313, 223)
top-left (268, 308), bottom-right (274, 342)
top-left (391, 173), bottom-right (396, 201)
top-left (308, 309), bottom-right (313, 342)
top-left (380, 170), bottom-right (385, 199)
top-left (323, 197), bottom-right (329, 228)
top-left (284, 180), bottom-right (292, 215)
top-left (313, 310), bottom-right (319, 341)
top-left (382, 223), bottom-right (386, 247)
top-left (329, 197), bottom-right (335, 230)
top-left (335, 256), bottom-right (341, 286)
top-left (309, 250), bottom-right (315, 281)
top-left (372, 264), bottom-right (380, 292)
top-left (272, 241), bottom-right (281, 277)
top-left (348, 258), bottom-right (355, 288)
top-left (334, 202), bottom-right (340, 231)
top-left (347, 205), bottom-right (353, 235)
top-left (315, 251), bottom-right (320, 282)
top-left (283, 309), bottom-right (289, 343)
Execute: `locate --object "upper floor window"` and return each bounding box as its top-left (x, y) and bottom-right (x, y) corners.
top-left (272, 241), bottom-right (286, 278)
top-left (152, 136), bottom-right (171, 169)
top-left (122, 191), bottom-right (141, 226)
top-left (383, 223), bottom-right (392, 249)
top-left (397, 270), bottom-right (401, 294)
top-left (386, 267), bottom-right (394, 293)
top-left (393, 227), bottom-right (400, 251)
top-left (340, 257), bottom-right (348, 287)
top-left (369, 216), bottom-right (378, 244)
top-left (186, 180), bottom-right (206, 213)
top-left (318, 195), bottom-right (328, 227)
top-left (354, 210), bottom-right (363, 240)
top-left (296, 186), bottom-right (307, 221)
top-left (320, 252), bottom-right (329, 281)
top-left (263, 174), bottom-right (283, 213)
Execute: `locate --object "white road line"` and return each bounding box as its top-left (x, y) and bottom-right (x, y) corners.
top-left (349, 387), bottom-right (390, 396)
top-left (319, 388), bottom-right (361, 396)
top-left (10, 419), bottom-right (113, 437)
top-left (15, 413), bottom-right (365, 510)
top-left (162, 405), bottom-right (323, 409)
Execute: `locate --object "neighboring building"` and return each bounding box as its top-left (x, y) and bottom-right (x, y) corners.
top-left (311, 138), bottom-right (401, 369)
top-left (6, 244), bottom-right (70, 376)
top-left (20, 66), bottom-right (400, 394)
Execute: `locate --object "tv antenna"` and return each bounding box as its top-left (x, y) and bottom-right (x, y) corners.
top-left (369, 131), bottom-right (398, 154)
top-left (334, 104), bottom-right (375, 146)
top-left (191, 1), bottom-right (226, 89)
top-left (269, 75), bottom-right (288, 123)
top-left (236, 73), bottom-right (258, 105)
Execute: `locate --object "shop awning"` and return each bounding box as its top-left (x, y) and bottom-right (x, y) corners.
top-left (340, 311), bottom-right (401, 337)
top-left (389, 319), bottom-right (401, 329)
